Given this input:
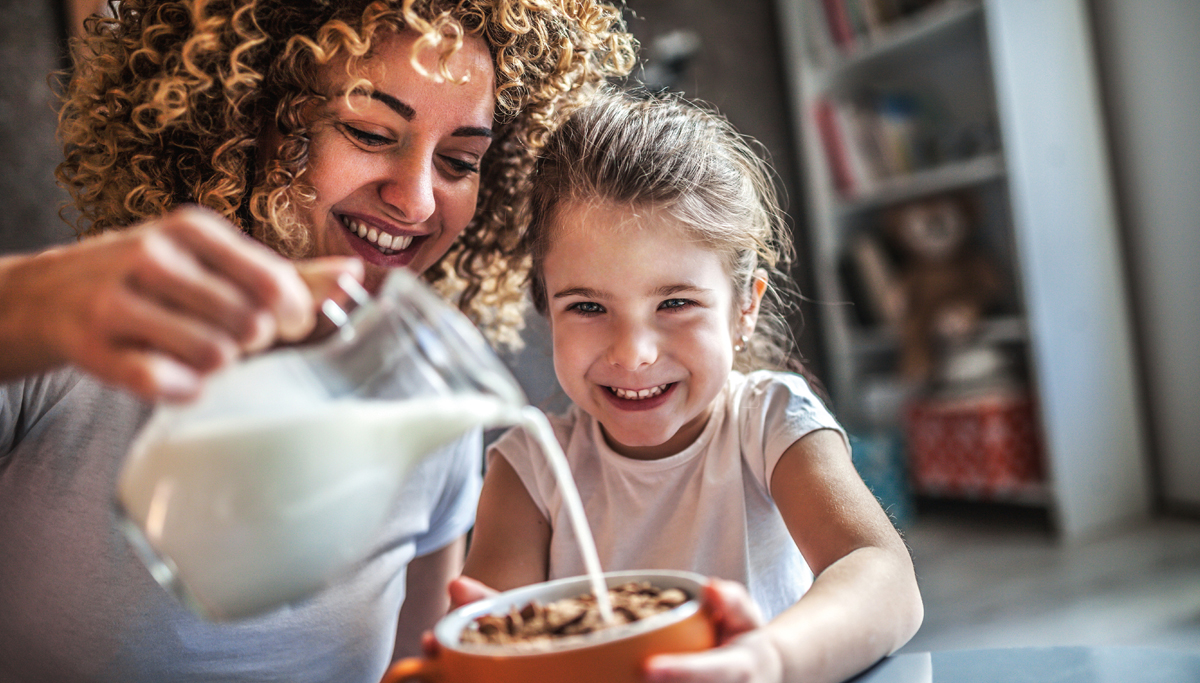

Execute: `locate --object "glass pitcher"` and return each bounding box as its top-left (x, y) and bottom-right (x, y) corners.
top-left (115, 268), bottom-right (526, 621)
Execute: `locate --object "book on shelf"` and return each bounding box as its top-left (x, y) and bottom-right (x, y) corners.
top-left (809, 0), bottom-right (945, 57)
top-left (812, 91), bottom-right (936, 201)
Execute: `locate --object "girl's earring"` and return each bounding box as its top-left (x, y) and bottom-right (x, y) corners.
top-left (734, 334), bottom-right (749, 353)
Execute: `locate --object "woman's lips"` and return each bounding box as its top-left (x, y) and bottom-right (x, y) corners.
top-left (337, 214), bottom-right (424, 265)
top-left (340, 215), bottom-right (416, 253)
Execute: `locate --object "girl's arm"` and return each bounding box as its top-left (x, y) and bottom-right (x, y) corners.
top-left (460, 453), bottom-right (553, 592)
top-left (647, 428), bottom-right (923, 683)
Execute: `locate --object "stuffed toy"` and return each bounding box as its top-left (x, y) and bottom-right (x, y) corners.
top-left (853, 192), bottom-right (1004, 383)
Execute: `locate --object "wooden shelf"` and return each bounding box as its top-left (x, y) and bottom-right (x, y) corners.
top-left (850, 315), bottom-right (1027, 356)
top-left (817, 0), bottom-right (984, 92)
top-left (836, 152), bottom-right (1005, 215)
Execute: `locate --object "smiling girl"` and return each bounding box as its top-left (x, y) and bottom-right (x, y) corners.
top-left (461, 89), bottom-right (923, 683)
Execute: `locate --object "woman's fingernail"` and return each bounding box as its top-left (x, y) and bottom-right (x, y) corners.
top-left (155, 362), bottom-right (201, 400)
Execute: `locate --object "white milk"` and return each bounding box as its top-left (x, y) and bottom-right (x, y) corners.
top-left (118, 394), bottom-right (517, 620)
top-left (119, 394), bottom-right (614, 623)
top-left (517, 407), bottom-right (614, 623)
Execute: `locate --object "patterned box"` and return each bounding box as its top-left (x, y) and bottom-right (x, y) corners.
top-left (903, 392), bottom-right (1044, 498)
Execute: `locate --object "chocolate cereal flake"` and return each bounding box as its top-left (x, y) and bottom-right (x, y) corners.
top-left (460, 582), bottom-right (690, 647)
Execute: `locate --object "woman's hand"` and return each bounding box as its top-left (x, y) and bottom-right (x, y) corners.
top-left (0, 206), bottom-right (362, 399)
top-left (644, 579), bottom-right (782, 683)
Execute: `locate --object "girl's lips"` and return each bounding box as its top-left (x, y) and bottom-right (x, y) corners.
top-left (336, 214), bottom-right (425, 267)
top-left (602, 382), bottom-right (676, 412)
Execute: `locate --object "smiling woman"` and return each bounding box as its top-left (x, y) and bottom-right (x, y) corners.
top-left (298, 29), bottom-right (498, 291)
top-left (0, 1), bottom-right (634, 682)
top-left (56, 0), bottom-right (636, 344)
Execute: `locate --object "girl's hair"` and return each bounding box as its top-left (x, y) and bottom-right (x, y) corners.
top-left (524, 88), bottom-right (806, 374)
top-left (55, 0), bottom-right (636, 345)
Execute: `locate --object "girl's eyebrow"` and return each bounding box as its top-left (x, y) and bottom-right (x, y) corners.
top-left (553, 286), bottom-right (607, 300)
top-left (552, 284), bottom-right (708, 300)
top-left (656, 284), bottom-right (707, 297)
top-left (349, 87), bottom-right (494, 139)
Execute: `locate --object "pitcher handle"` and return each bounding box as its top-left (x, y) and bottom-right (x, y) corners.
top-left (381, 655), bottom-right (442, 683)
top-left (320, 273), bottom-right (372, 331)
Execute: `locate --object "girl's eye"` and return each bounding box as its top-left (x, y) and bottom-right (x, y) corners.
top-left (659, 298), bottom-right (694, 311)
top-left (567, 301), bottom-right (605, 315)
top-left (341, 124), bottom-right (392, 147)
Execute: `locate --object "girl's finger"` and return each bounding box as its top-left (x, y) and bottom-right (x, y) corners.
top-left (447, 576), bottom-right (499, 610)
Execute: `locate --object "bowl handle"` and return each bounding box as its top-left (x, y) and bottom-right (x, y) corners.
top-left (381, 656), bottom-right (442, 683)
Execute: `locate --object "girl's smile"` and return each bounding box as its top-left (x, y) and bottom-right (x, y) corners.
top-left (603, 382), bottom-right (677, 411)
top-left (543, 199), bottom-right (744, 460)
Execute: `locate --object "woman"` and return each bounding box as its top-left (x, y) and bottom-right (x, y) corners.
top-left (0, 1), bottom-right (634, 681)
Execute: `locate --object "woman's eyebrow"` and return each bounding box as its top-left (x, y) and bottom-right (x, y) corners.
top-left (351, 87), bottom-right (494, 139)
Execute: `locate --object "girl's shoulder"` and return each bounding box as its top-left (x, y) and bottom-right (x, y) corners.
top-left (488, 403), bottom-right (591, 458)
top-left (728, 369), bottom-right (828, 410)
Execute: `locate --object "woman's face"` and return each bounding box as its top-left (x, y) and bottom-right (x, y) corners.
top-left (298, 29), bottom-right (496, 292)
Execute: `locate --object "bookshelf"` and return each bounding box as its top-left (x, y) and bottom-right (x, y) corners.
top-left (777, 0), bottom-right (1151, 539)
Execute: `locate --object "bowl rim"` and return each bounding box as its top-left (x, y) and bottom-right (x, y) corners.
top-left (436, 569), bottom-right (708, 655)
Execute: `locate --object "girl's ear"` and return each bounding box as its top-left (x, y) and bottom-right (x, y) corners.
top-left (740, 268), bottom-right (769, 335)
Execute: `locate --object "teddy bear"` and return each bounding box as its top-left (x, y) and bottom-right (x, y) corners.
top-left (852, 192), bottom-right (1004, 383)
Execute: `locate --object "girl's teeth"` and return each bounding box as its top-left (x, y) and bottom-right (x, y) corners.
top-left (342, 217), bottom-right (414, 253)
top-left (612, 384), bottom-right (668, 400)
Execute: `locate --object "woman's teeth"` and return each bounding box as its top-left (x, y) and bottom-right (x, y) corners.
top-left (611, 384), bottom-right (669, 400)
top-left (341, 217), bottom-right (413, 254)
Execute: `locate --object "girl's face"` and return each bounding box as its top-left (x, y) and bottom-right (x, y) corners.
top-left (542, 199), bottom-right (752, 460)
top-left (298, 29), bottom-right (496, 292)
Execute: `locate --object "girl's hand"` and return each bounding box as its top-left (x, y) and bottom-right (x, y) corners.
top-left (0, 206), bottom-right (362, 399)
top-left (416, 576), bottom-right (499, 658)
top-left (644, 579), bottom-right (783, 683)
top-left (447, 575), bottom-right (499, 610)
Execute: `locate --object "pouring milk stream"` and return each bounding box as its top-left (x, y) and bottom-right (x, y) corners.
top-left (116, 269), bottom-right (612, 622)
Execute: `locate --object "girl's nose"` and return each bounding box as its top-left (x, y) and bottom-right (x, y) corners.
top-left (607, 323), bottom-right (658, 370)
top-left (378, 152), bottom-right (436, 224)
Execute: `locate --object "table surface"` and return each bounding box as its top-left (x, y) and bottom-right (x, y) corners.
top-left (849, 646), bottom-right (1200, 683)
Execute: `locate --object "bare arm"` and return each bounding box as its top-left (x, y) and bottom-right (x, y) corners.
top-left (647, 429), bottom-right (923, 683)
top-left (759, 428), bottom-right (924, 682)
top-left (460, 454), bottom-right (552, 592)
top-left (393, 535), bottom-right (467, 660)
top-left (0, 207), bottom-right (360, 399)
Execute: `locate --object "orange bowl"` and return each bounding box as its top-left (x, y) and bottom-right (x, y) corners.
top-left (383, 570), bottom-right (716, 683)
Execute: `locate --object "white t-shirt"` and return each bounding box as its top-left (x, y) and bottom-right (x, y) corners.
top-left (490, 370), bottom-right (846, 620)
top-left (0, 367), bottom-right (482, 683)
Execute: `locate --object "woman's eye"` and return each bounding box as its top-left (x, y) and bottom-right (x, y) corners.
top-left (341, 124), bottom-right (392, 147)
top-left (441, 155), bottom-right (480, 176)
top-left (567, 301), bottom-right (604, 315)
top-left (659, 298), bottom-right (693, 311)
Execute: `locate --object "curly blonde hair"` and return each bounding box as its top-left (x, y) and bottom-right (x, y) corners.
top-left (56, 0), bottom-right (636, 344)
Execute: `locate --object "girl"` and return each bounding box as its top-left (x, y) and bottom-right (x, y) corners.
top-left (461, 89), bottom-right (923, 683)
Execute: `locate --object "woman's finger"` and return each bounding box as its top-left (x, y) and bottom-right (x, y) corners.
top-left (163, 206), bottom-right (316, 341)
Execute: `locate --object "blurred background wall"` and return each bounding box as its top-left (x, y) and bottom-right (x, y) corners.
top-left (1088, 0), bottom-right (1200, 515)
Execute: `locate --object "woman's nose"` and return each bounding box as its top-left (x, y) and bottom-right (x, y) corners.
top-left (607, 323), bottom-right (658, 370)
top-left (378, 152), bottom-right (436, 224)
